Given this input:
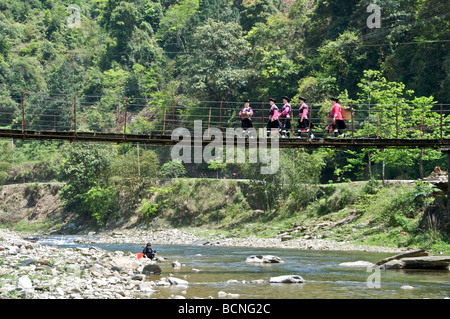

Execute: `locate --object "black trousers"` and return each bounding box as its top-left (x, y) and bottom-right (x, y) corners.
top-left (297, 118), bottom-right (314, 130)
top-left (241, 118), bottom-right (253, 129)
top-left (280, 118), bottom-right (291, 130)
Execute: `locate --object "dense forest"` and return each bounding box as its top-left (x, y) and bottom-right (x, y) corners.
top-left (0, 1), bottom-right (449, 231)
top-left (0, 0), bottom-right (448, 100)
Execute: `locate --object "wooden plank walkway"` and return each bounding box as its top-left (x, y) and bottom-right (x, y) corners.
top-left (1, 129), bottom-right (450, 149)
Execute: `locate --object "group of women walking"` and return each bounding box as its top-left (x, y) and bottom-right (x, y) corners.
top-left (238, 96), bottom-right (347, 139)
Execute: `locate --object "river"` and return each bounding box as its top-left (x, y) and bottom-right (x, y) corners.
top-left (39, 235), bottom-right (449, 299)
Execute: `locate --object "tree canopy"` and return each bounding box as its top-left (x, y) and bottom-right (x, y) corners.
top-left (0, 0), bottom-right (447, 102)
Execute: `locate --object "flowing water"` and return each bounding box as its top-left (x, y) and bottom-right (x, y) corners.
top-left (40, 235), bottom-right (450, 299)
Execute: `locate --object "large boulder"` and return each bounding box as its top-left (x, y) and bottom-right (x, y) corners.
top-left (376, 249), bottom-right (429, 266)
top-left (142, 264), bottom-right (162, 275)
top-left (269, 275), bottom-right (306, 283)
top-left (17, 275), bottom-right (33, 290)
top-left (381, 256), bottom-right (450, 270)
top-left (376, 249), bottom-right (450, 270)
top-left (110, 257), bottom-right (140, 271)
top-left (381, 259), bottom-right (404, 269)
top-left (245, 255), bottom-right (284, 264)
top-left (168, 277), bottom-right (189, 286)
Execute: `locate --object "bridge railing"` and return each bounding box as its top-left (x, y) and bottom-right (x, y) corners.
top-left (1, 92), bottom-right (450, 140)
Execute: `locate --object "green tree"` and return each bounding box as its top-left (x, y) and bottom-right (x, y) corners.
top-left (126, 23), bottom-right (163, 68)
top-left (59, 143), bottom-right (117, 215)
top-left (181, 18), bottom-right (250, 101)
top-left (314, 30), bottom-right (368, 97)
top-left (295, 76), bottom-right (338, 105)
top-left (341, 70), bottom-right (443, 181)
top-left (100, 65), bottom-right (130, 117)
top-left (109, 146), bottom-right (160, 181)
top-left (82, 185), bottom-right (119, 226)
top-left (240, 0), bottom-right (278, 32)
top-left (157, 0), bottom-right (200, 52)
top-left (379, 0), bottom-right (450, 102)
top-left (161, 159), bottom-right (187, 178)
top-left (0, 141), bottom-right (13, 184)
top-left (142, 0), bottom-right (164, 32)
top-left (109, 1), bottom-right (141, 46)
top-left (208, 159), bottom-right (227, 178)
top-left (193, 0), bottom-right (239, 26)
top-left (244, 13), bottom-right (300, 100)
top-left (108, 146), bottom-right (160, 209)
top-left (277, 148), bottom-right (326, 212)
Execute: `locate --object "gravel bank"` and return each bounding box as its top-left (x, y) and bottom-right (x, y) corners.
top-left (73, 228), bottom-right (406, 253)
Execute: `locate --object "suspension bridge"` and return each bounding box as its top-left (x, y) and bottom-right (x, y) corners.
top-left (1, 91), bottom-right (449, 229)
top-left (1, 92), bottom-right (450, 149)
top-left (3, 91), bottom-right (450, 216)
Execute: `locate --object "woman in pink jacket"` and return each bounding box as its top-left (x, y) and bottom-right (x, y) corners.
top-left (329, 97), bottom-right (346, 137)
top-left (266, 98), bottom-right (281, 137)
top-left (297, 96), bottom-right (315, 139)
top-left (279, 96), bottom-right (292, 138)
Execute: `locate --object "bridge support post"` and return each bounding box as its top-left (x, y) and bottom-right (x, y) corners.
top-left (124, 97), bottom-right (128, 134)
top-left (73, 94), bottom-right (77, 133)
top-left (21, 92), bottom-right (25, 132)
top-left (261, 102), bottom-right (264, 129)
top-left (447, 150), bottom-right (450, 224)
top-left (163, 105), bottom-right (167, 135)
top-left (219, 101), bottom-right (222, 129)
top-left (439, 148), bottom-right (450, 226)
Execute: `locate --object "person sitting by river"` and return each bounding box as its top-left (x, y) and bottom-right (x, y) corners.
top-left (142, 242), bottom-right (156, 260)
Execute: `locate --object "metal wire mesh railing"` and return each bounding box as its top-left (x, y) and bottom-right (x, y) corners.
top-left (1, 91), bottom-right (450, 140)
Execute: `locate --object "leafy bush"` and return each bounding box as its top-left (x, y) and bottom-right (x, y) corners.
top-left (138, 199), bottom-right (159, 219)
top-left (386, 182), bottom-right (437, 224)
top-left (392, 214), bottom-right (419, 233)
top-left (160, 160), bottom-right (187, 178)
top-left (79, 186), bottom-right (119, 226)
top-left (59, 143), bottom-right (116, 213)
top-left (0, 161), bottom-right (10, 184)
top-left (362, 178), bottom-right (381, 194)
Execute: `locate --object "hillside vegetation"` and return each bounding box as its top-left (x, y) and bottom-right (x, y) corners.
top-left (0, 178), bottom-right (448, 254)
top-left (1, 0), bottom-right (448, 102)
top-left (130, 178), bottom-right (450, 254)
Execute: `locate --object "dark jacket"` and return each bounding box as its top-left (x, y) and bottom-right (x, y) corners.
top-left (142, 246), bottom-right (155, 259)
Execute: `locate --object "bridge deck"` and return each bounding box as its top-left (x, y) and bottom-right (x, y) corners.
top-left (1, 129), bottom-right (450, 149)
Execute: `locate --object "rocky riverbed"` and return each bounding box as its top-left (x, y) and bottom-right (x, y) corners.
top-left (0, 227), bottom-right (407, 300)
top-left (2, 227), bottom-right (449, 300)
top-left (0, 228), bottom-right (196, 299)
